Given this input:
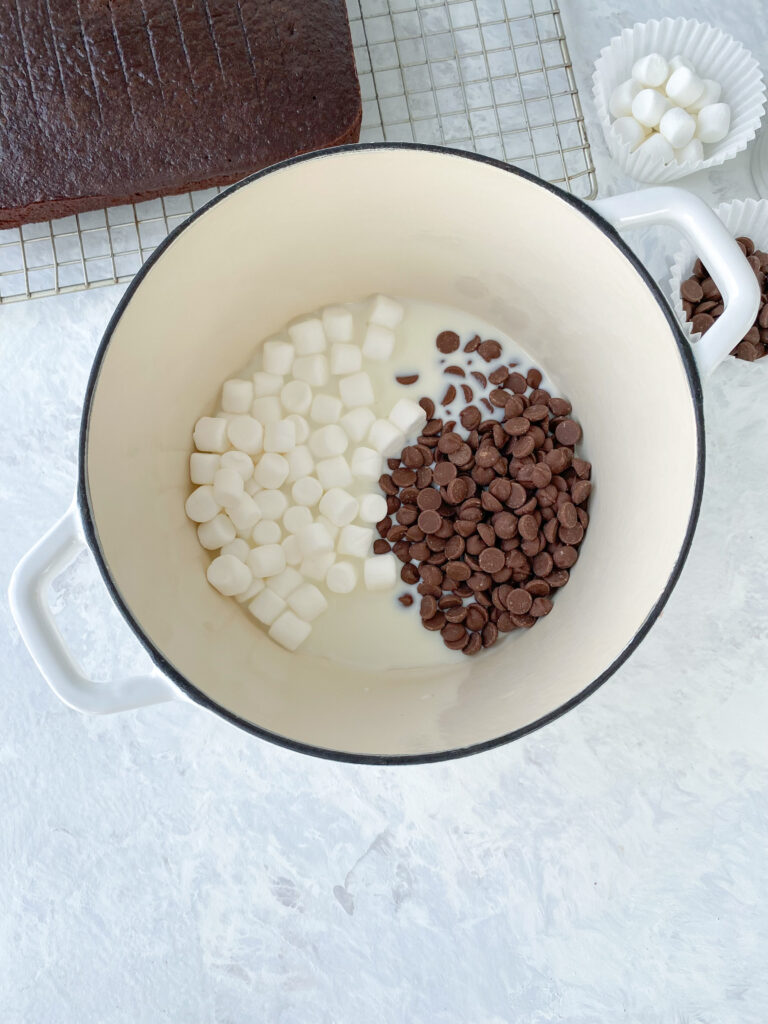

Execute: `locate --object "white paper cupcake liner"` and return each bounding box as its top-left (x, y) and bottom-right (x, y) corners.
top-left (593, 18), bottom-right (766, 184)
top-left (669, 198), bottom-right (768, 345)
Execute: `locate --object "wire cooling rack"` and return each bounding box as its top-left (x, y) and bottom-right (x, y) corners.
top-left (0, 0), bottom-right (595, 304)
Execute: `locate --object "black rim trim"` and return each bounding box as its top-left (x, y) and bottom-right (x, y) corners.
top-left (77, 143), bottom-right (705, 765)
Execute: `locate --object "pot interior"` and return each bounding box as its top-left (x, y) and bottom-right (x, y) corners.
top-left (83, 147), bottom-right (700, 759)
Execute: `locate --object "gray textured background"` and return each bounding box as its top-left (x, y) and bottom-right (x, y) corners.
top-left (2, 1), bottom-right (768, 1020)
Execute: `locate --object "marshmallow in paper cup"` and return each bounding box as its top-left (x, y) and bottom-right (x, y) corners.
top-left (593, 18), bottom-right (765, 184)
top-left (668, 197), bottom-right (768, 345)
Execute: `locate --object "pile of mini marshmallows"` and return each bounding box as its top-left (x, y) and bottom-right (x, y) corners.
top-left (609, 53), bottom-right (730, 165)
top-left (185, 295), bottom-right (428, 652)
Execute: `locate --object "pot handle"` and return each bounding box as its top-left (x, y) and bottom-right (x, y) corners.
top-left (591, 187), bottom-right (760, 378)
top-left (9, 504), bottom-right (178, 714)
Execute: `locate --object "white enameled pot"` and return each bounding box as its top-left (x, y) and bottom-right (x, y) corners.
top-left (9, 146), bottom-right (760, 763)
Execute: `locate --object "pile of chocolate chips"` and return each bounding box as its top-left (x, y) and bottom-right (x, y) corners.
top-left (374, 335), bottom-right (591, 656)
top-left (681, 235), bottom-right (768, 361)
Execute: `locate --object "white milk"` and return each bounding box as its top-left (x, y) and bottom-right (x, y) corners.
top-left (293, 297), bottom-right (555, 670)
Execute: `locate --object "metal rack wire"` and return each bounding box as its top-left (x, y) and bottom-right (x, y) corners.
top-left (0, 0), bottom-right (595, 305)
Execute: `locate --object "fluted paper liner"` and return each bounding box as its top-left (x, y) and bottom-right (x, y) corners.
top-left (593, 18), bottom-right (766, 184)
top-left (669, 198), bottom-right (768, 345)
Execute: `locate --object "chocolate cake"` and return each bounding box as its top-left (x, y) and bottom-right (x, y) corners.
top-left (0, 0), bottom-right (362, 228)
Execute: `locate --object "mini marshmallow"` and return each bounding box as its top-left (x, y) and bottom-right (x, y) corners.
top-left (286, 445), bottom-right (314, 482)
top-left (319, 488), bottom-right (358, 527)
top-left (213, 467), bottom-right (245, 507)
top-left (207, 554), bottom-right (253, 596)
top-left (283, 504), bottom-right (313, 534)
top-left (669, 54), bottom-right (695, 74)
top-left (282, 534), bottom-right (302, 566)
top-left (340, 406), bottom-right (376, 442)
top-left (358, 493), bottom-right (388, 524)
top-left (267, 566), bottom-right (304, 599)
top-left (316, 455), bottom-right (353, 490)
top-left (635, 131), bottom-right (675, 165)
top-left (269, 610), bottom-right (312, 651)
top-left (297, 521), bottom-right (334, 557)
top-left (288, 318), bottom-right (326, 355)
top-left (631, 88), bottom-right (669, 128)
top-left (286, 414), bottom-right (310, 444)
top-left (190, 452), bottom-right (220, 485)
top-left (293, 355), bottom-right (329, 388)
top-left (338, 524), bottom-right (374, 559)
top-left (688, 78), bottom-right (722, 113)
top-left (235, 578), bottom-right (265, 604)
top-left (322, 305), bottom-right (354, 343)
top-left (368, 294), bottom-right (404, 329)
top-left (665, 67), bottom-right (705, 108)
top-left (675, 137), bottom-right (704, 163)
top-left (631, 53), bottom-right (669, 88)
top-left (252, 371), bottom-right (284, 397)
top-left (326, 561), bottom-right (357, 594)
top-left (221, 378), bottom-right (254, 413)
top-left (659, 106), bottom-right (697, 149)
top-left (281, 380), bottom-right (313, 415)
top-left (288, 582), bottom-right (328, 622)
top-left (363, 553), bottom-right (397, 591)
top-left (389, 398), bottom-right (427, 436)
top-left (221, 537), bottom-right (250, 562)
top-left (249, 588), bottom-right (286, 626)
top-left (253, 452), bottom-right (289, 489)
top-left (255, 488), bottom-right (288, 521)
top-left (310, 424), bottom-right (349, 458)
top-left (368, 419), bottom-right (404, 457)
top-left (262, 339), bottom-right (295, 376)
top-left (220, 450), bottom-right (254, 481)
top-left (227, 492), bottom-right (262, 532)
top-left (197, 513), bottom-right (236, 550)
top-left (251, 396), bottom-right (282, 424)
top-left (338, 371), bottom-right (375, 408)
top-left (263, 419), bottom-right (297, 454)
top-left (330, 343), bottom-right (363, 376)
top-left (227, 415), bottom-right (263, 454)
top-left (194, 416), bottom-right (229, 453)
top-left (350, 445), bottom-right (382, 481)
top-left (244, 478), bottom-right (261, 496)
top-left (362, 323), bottom-right (395, 361)
top-left (291, 476), bottom-right (323, 507)
top-left (310, 393), bottom-right (343, 425)
top-left (608, 78), bottom-right (642, 119)
top-left (695, 103), bottom-right (731, 144)
top-left (247, 543), bottom-right (286, 578)
top-left (185, 485), bottom-right (221, 523)
top-left (300, 551), bottom-right (336, 582)
top-left (611, 115), bottom-right (649, 151)
top-left (317, 515), bottom-right (340, 544)
top-left (252, 520), bottom-right (282, 545)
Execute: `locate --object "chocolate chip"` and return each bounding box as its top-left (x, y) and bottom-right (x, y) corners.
top-left (445, 365), bottom-right (466, 377)
top-left (418, 509), bottom-right (442, 534)
top-left (419, 396), bottom-right (435, 419)
top-left (470, 371), bottom-right (487, 387)
top-left (464, 334), bottom-right (481, 353)
top-left (373, 539), bottom-right (390, 555)
top-left (436, 331), bottom-right (460, 354)
top-left (442, 384), bottom-right (457, 406)
top-left (423, 613), bottom-right (446, 631)
top-left (691, 312), bottom-right (715, 335)
top-left (398, 593), bottom-right (414, 606)
top-left (401, 563), bottom-right (419, 584)
top-left (681, 278), bottom-right (703, 303)
top-left (478, 547), bottom-right (504, 573)
top-left (396, 374), bottom-right (419, 385)
top-left (554, 419), bottom-right (582, 446)
top-left (463, 632), bottom-right (482, 655)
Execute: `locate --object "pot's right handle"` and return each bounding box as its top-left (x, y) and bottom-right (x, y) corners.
top-left (592, 187), bottom-right (760, 378)
top-left (9, 503), bottom-right (179, 714)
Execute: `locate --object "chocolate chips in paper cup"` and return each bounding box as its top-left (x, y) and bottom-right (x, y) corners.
top-left (379, 330), bottom-right (592, 656)
top-left (681, 236), bottom-right (768, 361)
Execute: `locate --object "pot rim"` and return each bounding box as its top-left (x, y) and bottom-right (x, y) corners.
top-left (77, 143), bottom-right (705, 765)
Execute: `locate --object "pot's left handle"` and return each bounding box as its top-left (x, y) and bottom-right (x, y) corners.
top-left (9, 504), bottom-right (178, 714)
top-left (592, 187), bottom-right (760, 378)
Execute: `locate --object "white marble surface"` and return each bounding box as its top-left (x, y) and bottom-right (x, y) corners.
top-left (2, 2), bottom-right (768, 1020)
